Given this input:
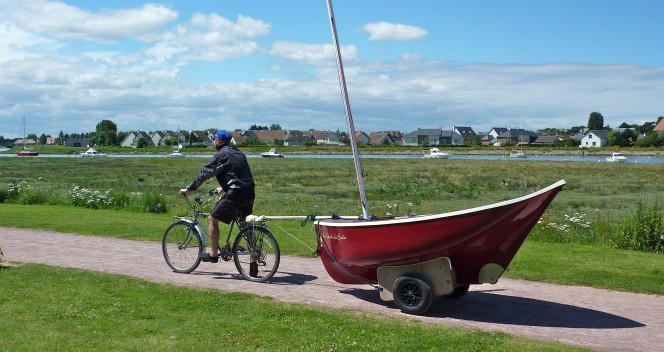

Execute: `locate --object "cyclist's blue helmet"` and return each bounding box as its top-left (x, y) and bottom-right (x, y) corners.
top-left (210, 129), bottom-right (231, 142)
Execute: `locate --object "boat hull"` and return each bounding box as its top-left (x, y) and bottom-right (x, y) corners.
top-left (315, 180), bottom-right (565, 285)
top-left (17, 150), bottom-right (39, 157)
top-left (606, 157), bottom-right (626, 163)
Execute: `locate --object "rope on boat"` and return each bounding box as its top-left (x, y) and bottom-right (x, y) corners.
top-left (314, 221), bottom-right (381, 291)
top-left (269, 220), bottom-right (318, 254)
top-left (251, 213), bottom-right (381, 288)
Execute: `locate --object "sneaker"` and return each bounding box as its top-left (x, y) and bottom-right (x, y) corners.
top-left (199, 252), bottom-right (219, 263)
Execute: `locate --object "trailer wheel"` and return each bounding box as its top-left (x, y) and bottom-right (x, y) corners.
top-left (445, 284), bottom-right (470, 299)
top-left (393, 275), bottom-right (433, 315)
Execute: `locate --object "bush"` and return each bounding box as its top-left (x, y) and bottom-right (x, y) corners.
top-left (612, 200), bottom-right (664, 253)
top-left (135, 192), bottom-right (168, 214)
top-left (17, 189), bottom-right (50, 205)
top-left (62, 185), bottom-right (168, 214)
top-left (4, 180), bottom-right (50, 205)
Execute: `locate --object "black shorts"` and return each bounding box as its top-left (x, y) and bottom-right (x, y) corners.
top-left (210, 188), bottom-right (255, 224)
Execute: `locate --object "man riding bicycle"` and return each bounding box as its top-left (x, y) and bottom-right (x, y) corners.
top-left (180, 129), bottom-right (255, 263)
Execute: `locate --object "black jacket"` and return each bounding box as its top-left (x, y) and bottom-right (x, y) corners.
top-left (186, 144), bottom-right (255, 192)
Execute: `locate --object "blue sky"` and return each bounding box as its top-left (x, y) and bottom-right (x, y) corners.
top-left (1, 0), bottom-right (662, 139)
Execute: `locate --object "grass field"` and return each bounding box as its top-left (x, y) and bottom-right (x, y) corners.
top-left (1, 155), bottom-right (662, 350)
top-left (0, 264), bottom-right (587, 351)
top-left (2, 155), bottom-right (664, 236)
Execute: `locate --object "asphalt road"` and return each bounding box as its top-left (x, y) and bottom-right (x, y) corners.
top-left (2, 227), bottom-right (663, 351)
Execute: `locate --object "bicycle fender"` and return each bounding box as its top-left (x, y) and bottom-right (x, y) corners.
top-left (178, 217), bottom-right (208, 247)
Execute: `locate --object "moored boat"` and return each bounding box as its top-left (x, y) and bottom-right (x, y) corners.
top-left (261, 148), bottom-right (284, 158)
top-left (80, 147), bottom-right (107, 157)
top-left (606, 152), bottom-right (627, 163)
top-left (16, 149), bottom-right (39, 157)
top-left (16, 117), bottom-right (39, 157)
top-left (422, 147), bottom-right (450, 159)
top-left (510, 151), bottom-right (526, 158)
top-left (168, 144), bottom-right (185, 157)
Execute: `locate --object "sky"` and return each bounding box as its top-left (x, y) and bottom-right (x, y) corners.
top-left (1, 0), bottom-right (663, 139)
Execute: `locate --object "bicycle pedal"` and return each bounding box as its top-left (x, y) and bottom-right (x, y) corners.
top-left (219, 247), bottom-right (232, 261)
top-left (220, 254), bottom-right (232, 261)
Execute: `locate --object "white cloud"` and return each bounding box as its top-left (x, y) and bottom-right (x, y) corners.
top-left (270, 41), bottom-right (359, 65)
top-left (3, 50), bottom-right (661, 137)
top-left (361, 22), bottom-right (427, 42)
top-left (0, 2), bottom-right (661, 138)
top-left (1, 1), bottom-right (178, 43)
top-left (157, 13), bottom-right (270, 62)
top-left (190, 13), bottom-right (270, 39)
top-left (0, 22), bottom-right (62, 63)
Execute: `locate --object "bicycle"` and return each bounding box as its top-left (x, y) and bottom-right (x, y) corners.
top-left (162, 189), bottom-right (280, 282)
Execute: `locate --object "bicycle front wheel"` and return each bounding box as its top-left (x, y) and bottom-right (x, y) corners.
top-left (162, 220), bottom-right (203, 273)
top-left (233, 226), bottom-right (280, 282)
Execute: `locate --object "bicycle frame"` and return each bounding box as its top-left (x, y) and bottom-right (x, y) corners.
top-left (177, 190), bottom-right (249, 251)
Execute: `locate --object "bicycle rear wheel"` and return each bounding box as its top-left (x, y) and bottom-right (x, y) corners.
top-left (233, 226), bottom-right (280, 282)
top-left (162, 220), bottom-right (203, 273)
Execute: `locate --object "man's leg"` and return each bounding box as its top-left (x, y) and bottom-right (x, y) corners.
top-left (207, 215), bottom-right (220, 256)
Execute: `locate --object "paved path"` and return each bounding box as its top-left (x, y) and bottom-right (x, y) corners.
top-left (2, 227), bottom-right (663, 351)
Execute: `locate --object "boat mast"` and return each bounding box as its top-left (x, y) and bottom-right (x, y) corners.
top-left (326, 0), bottom-right (370, 220)
top-left (21, 116), bottom-right (27, 150)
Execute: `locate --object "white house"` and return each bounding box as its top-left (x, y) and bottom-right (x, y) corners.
top-left (580, 130), bottom-right (609, 148)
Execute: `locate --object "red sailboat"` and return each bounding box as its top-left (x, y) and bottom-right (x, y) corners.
top-left (314, 179), bottom-right (565, 314)
top-left (311, 0), bottom-right (566, 314)
top-left (16, 117), bottom-right (39, 157)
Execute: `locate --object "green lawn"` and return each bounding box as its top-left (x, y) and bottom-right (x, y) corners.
top-left (0, 264), bottom-right (588, 351)
top-left (2, 155), bottom-right (662, 351)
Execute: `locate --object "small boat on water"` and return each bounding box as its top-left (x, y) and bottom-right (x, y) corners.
top-left (16, 117), bottom-right (38, 157)
top-left (168, 145), bottom-right (185, 157)
top-left (80, 147), bottom-right (107, 157)
top-left (261, 148), bottom-right (284, 158)
top-left (17, 148), bottom-right (39, 157)
top-left (510, 151), bottom-right (526, 158)
top-left (606, 152), bottom-right (627, 163)
top-left (16, 149), bottom-right (39, 157)
top-left (422, 147), bottom-right (449, 159)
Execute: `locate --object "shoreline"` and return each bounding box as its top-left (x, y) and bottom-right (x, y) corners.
top-left (3, 147), bottom-right (664, 157)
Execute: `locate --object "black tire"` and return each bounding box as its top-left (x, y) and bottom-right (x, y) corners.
top-left (233, 226), bottom-right (280, 282)
top-left (445, 284), bottom-right (470, 299)
top-left (393, 275), bottom-right (434, 315)
top-left (162, 220), bottom-right (203, 273)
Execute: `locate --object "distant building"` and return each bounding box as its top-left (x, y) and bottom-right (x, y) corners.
top-left (402, 128), bottom-right (464, 146)
top-left (532, 135), bottom-right (565, 146)
top-left (66, 138), bottom-right (94, 147)
top-left (453, 126), bottom-right (476, 144)
top-left (368, 132), bottom-right (395, 145)
top-left (120, 131), bottom-right (154, 147)
top-left (579, 130), bottom-right (609, 148)
top-left (354, 131), bottom-right (371, 144)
